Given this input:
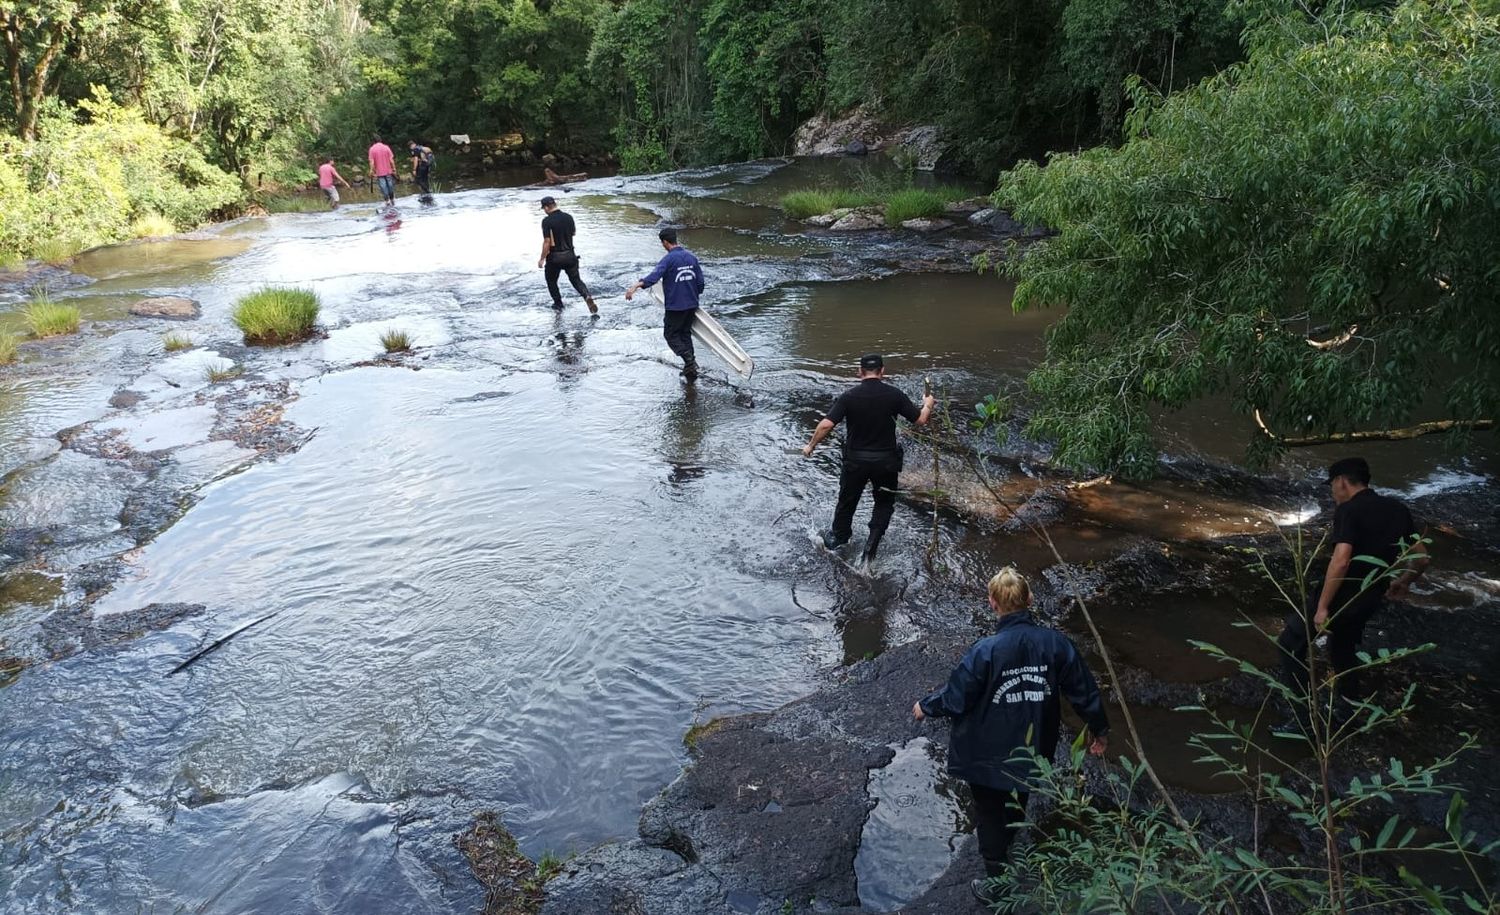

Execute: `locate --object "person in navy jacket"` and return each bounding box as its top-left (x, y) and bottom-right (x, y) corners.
top-left (625, 227), bottom-right (706, 379)
top-left (914, 568), bottom-right (1110, 898)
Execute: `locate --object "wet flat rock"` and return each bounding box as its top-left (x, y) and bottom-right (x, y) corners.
top-left (543, 641), bottom-right (967, 915)
top-left (129, 296), bottom-right (201, 320)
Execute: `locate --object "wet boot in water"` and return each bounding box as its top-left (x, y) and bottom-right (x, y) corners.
top-left (821, 530), bottom-right (850, 550)
top-left (586, 296), bottom-right (598, 316)
top-left (681, 358), bottom-right (699, 381)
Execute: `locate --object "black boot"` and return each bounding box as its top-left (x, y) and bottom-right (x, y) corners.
top-left (681, 358), bottom-right (699, 380)
top-left (821, 530), bottom-right (850, 550)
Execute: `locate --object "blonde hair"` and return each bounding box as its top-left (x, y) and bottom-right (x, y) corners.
top-left (987, 567), bottom-right (1031, 614)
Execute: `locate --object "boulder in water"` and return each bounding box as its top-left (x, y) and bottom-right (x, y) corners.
top-left (845, 139), bottom-right (869, 157)
top-left (889, 124), bottom-right (950, 171)
top-left (900, 217), bottom-right (954, 232)
top-left (129, 296), bottom-right (200, 320)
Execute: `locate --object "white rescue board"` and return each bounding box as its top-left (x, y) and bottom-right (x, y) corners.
top-left (649, 283), bottom-right (754, 378)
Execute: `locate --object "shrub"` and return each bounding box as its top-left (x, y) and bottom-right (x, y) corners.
top-left (130, 213), bottom-right (177, 238)
top-left (379, 328), bottom-right (413, 352)
top-left (33, 237), bottom-right (83, 264)
top-left (162, 332), bottom-right (193, 352)
top-left (0, 88), bottom-right (242, 261)
top-left (0, 333), bottom-right (17, 364)
top-left (22, 294), bottom-right (81, 337)
top-left (232, 288), bottom-right (320, 344)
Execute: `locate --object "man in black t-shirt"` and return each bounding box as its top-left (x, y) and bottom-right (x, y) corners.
top-left (1277, 457), bottom-right (1428, 707)
top-left (537, 196), bottom-right (598, 315)
top-left (802, 353), bottom-right (935, 562)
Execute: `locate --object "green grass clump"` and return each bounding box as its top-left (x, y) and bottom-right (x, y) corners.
top-left (203, 360), bottom-right (242, 383)
top-left (781, 188), bottom-right (875, 219)
top-left (22, 294), bottom-right (81, 337)
top-left (883, 185), bottom-right (971, 226)
top-left (130, 213), bottom-right (177, 239)
top-left (0, 250), bottom-right (23, 271)
top-left (262, 194), bottom-right (330, 214)
top-left (379, 328), bottom-right (414, 353)
top-left (33, 237), bottom-right (82, 265)
top-left (0, 334), bottom-right (17, 364)
top-left (162, 332), bottom-right (194, 352)
top-left (232, 287), bottom-right (320, 344)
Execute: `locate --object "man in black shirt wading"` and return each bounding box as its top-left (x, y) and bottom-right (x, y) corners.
top-left (538, 196), bottom-right (598, 315)
top-left (1277, 457), bottom-right (1428, 710)
top-left (802, 353), bottom-right (935, 562)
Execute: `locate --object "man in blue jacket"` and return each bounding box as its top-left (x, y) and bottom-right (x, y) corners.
top-left (914, 568), bottom-right (1110, 901)
top-left (625, 227), bottom-right (706, 379)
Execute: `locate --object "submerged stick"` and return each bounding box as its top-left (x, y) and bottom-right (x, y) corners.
top-left (167, 610), bottom-right (283, 677)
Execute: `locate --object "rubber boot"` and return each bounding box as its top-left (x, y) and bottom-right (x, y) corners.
top-left (681, 358), bottom-right (699, 380)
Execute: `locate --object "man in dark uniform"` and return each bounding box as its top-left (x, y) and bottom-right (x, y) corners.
top-left (801, 353), bottom-right (935, 562)
top-left (1277, 457), bottom-right (1428, 710)
top-left (538, 196), bottom-right (598, 315)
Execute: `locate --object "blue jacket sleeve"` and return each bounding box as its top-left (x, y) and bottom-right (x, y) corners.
top-left (640, 254), bottom-right (671, 287)
top-left (920, 643), bottom-right (990, 719)
top-left (1058, 640), bottom-right (1110, 736)
top-left (693, 261), bottom-right (705, 294)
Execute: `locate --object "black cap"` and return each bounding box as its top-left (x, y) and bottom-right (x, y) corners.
top-left (540, 196), bottom-right (556, 208)
top-left (859, 353), bottom-right (884, 371)
top-left (1325, 457), bottom-right (1371, 485)
top-left (658, 227), bottom-right (678, 243)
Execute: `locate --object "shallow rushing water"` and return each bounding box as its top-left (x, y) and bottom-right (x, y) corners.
top-left (1, 159), bottom-right (1496, 913)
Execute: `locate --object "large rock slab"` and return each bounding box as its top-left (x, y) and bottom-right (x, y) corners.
top-left (888, 125), bottom-right (949, 171)
top-left (793, 105), bottom-right (888, 157)
top-left (130, 296), bottom-right (200, 320)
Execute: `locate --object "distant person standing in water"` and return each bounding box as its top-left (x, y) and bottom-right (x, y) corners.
top-left (915, 568), bottom-right (1109, 903)
top-left (625, 227), bottom-right (705, 379)
top-left (317, 157), bottom-right (350, 209)
top-left (801, 353), bottom-right (934, 562)
top-left (408, 140), bottom-right (435, 195)
top-left (368, 135), bottom-right (397, 206)
top-left (538, 196), bottom-right (598, 315)
top-left (1276, 457), bottom-right (1427, 719)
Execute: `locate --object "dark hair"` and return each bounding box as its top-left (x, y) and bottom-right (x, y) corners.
top-left (1326, 456), bottom-right (1371, 486)
top-left (373, 134), bottom-right (383, 142)
top-left (321, 156), bottom-right (332, 164)
top-left (658, 227), bottom-right (678, 244)
top-left (408, 139), bottom-right (417, 145)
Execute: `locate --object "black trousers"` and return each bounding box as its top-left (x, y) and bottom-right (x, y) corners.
top-left (415, 165), bottom-right (431, 194)
top-left (1277, 594), bottom-right (1379, 703)
top-left (831, 451), bottom-right (902, 549)
top-left (970, 784), bottom-right (1029, 877)
top-left (663, 307), bottom-right (697, 364)
top-left (545, 252), bottom-right (591, 307)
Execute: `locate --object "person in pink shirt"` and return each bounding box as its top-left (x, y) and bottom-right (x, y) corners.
top-left (317, 157), bottom-right (351, 210)
top-left (368, 135), bottom-right (397, 205)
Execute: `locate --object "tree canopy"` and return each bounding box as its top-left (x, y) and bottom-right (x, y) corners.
top-left (997, 0), bottom-right (1500, 475)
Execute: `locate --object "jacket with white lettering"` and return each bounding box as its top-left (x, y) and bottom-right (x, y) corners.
top-left (919, 611), bottom-right (1109, 791)
top-left (640, 246), bottom-right (705, 311)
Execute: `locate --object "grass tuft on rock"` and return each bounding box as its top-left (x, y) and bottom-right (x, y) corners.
top-left (883, 185), bottom-right (971, 226)
top-left (33, 236), bottom-right (82, 265)
top-left (456, 811), bottom-right (561, 915)
top-left (130, 213), bottom-right (177, 239)
top-left (162, 332), bottom-right (193, 352)
top-left (0, 333), bottom-right (17, 364)
top-left (380, 328), bottom-right (414, 353)
top-left (263, 193), bottom-right (331, 214)
top-left (203, 360), bottom-right (242, 383)
top-left (232, 287), bottom-right (320, 344)
top-left (23, 293), bottom-right (81, 337)
top-left (781, 188), bottom-right (874, 219)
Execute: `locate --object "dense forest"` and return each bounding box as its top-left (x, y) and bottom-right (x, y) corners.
top-left (0, 0), bottom-right (1251, 260)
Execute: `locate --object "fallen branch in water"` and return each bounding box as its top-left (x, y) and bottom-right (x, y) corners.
top-left (1254, 409), bottom-right (1495, 446)
top-left (167, 610), bottom-right (283, 676)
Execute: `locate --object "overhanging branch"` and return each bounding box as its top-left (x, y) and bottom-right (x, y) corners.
top-left (1255, 409), bottom-right (1495, 447)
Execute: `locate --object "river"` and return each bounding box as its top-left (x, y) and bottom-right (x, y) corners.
top-left (1, 158), bottom-right (1496, 913)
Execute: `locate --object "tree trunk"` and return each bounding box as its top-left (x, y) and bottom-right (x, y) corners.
top-left (1255, 411), bottom-right (1496, 447)
top-left (14, 24), bottom-right (65, 140)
